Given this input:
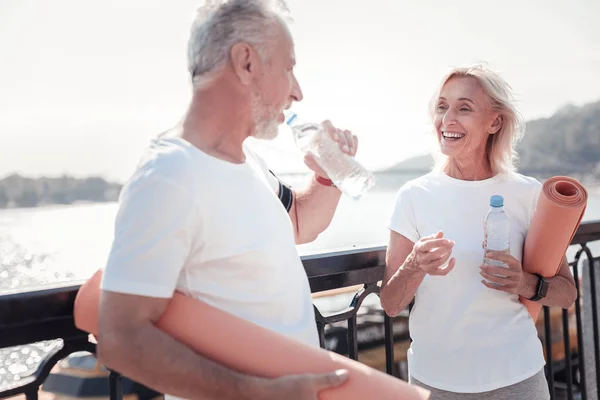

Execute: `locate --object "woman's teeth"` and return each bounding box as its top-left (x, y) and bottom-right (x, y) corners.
top-left (442, 132), bottom-right (465, 140)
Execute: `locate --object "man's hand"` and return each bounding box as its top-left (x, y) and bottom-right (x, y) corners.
top-left (258, 369), bottom-right (349, 400)
top-left (304, 120), bottom-right (358, 179)
top-left (288, 120), bottom-right (356, 243)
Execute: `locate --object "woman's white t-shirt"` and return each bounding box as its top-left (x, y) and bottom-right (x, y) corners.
top-left (388, 170), bottom-right (546, 393)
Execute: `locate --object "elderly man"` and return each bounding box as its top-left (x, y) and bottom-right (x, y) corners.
top-left (96, 1), bottom-right (358, 399)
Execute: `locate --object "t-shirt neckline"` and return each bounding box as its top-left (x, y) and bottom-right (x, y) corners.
top-left (434, 169), bottom-right (505, 187)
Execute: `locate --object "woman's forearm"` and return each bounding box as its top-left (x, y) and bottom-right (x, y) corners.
top-left (518, 271), bottom-right (578, 309)
top-left (380, 252), bottom-right (426, 317)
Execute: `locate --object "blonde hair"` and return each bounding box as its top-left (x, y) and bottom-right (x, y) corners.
top-left (429, 64), bottom-right (525, 175)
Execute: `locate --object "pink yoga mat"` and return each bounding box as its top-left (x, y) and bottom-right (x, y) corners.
top-left (74, 270), bottom-right (430, 400)
top-left (521, 176), bottom-right (588, 320)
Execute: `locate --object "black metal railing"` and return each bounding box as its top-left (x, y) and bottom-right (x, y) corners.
top-left (1, 220), bottom-right (599, 400)
top-left (543, 220), bottom-right (600, 400)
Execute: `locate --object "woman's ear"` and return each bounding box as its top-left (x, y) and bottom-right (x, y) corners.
top-left (489, 114), bottom-right (503, 134)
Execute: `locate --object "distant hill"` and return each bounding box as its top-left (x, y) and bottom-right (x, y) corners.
top-left (381, 154), bottom-right (434, 173)
top-left (383, 99), bottom-right (600, 178)
top-left (0, 174), bottom-right (122, 209)
top-left (517, 100), bottom-right (600, 176)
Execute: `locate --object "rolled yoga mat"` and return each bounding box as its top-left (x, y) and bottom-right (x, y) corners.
top-left (521, 176), bottom-right (588, 320)
top-left (74, 270), bottom-right (430, 400)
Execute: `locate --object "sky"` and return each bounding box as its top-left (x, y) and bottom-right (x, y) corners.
top-left (1, 0), bottom-right (599, 183)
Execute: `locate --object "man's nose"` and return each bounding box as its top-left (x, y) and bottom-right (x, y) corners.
top-left (291, 74), bottom-right (303, 102)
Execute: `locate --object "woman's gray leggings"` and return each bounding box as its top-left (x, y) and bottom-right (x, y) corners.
top-left (410, 369), bottom-right (550, 400)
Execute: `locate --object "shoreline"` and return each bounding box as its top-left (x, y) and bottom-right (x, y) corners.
top-left (1, 173), bottom-right (599, 212)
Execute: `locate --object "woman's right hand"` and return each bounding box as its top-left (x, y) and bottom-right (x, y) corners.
top-left (407, 231), bottom-right (456, 276)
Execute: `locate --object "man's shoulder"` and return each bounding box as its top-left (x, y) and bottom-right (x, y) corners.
top-left (122, 137), bottom-right (197, 195)
top-left (140, 136), bottom-right (195, 172)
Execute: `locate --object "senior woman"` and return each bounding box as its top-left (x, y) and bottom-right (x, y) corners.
top-left (380, 64), bottom-right (577, 400)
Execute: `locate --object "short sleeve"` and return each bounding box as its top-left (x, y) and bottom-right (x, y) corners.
top-left (388, 183), bottom-right (420, 243)
top-left (244, 144), bottom-right (280, 194)
top-left (101, 173), bottom-right (198, 298)
top-left (528, 178), bottom-right (543, 227)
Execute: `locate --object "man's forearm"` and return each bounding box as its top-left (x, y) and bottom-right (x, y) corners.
top-left (98, 324), bottom-right (269, 400)
top-left (292, 175), bottom-right (342, 244)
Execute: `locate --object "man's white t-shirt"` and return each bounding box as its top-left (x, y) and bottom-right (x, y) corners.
top-left (388, 170), bottom-right (546, 393)
top-left (101, 136), bottom-right (319, 349)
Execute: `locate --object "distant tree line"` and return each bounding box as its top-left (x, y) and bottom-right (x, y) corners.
top-left (0, 174), bottom-right (122, 209)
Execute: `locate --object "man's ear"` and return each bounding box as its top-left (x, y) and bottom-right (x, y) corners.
top-left (489, 114), bottom-right (503, 134)
top-left (230, 42), bottom-right (259, 85)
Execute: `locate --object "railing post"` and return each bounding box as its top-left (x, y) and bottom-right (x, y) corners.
top-left (585, 248), bottom-right (600, 397)
top-left (109, 370), bottom-right (123, 400)
top-left (573, 255), bottom-right (588, 399)
top-left (384, 314), bottom-right (395, 375)
top-left (544, 306), bottom-right (556, 399)
top-left (24, 388), bottom-right (38, 400)
top-left (347, 315), bottom-right (359, 360)
top-left (562, 308), bottom-right (574, 400)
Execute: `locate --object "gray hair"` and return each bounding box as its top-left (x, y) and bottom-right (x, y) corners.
top-left (187, 0), bottom-right (291, 79)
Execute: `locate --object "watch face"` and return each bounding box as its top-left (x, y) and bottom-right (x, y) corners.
top-left (539, 277), bottom-right (549, 296)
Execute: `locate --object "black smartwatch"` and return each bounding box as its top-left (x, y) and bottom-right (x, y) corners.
top-left (528, 274), bottom-right (549, 301)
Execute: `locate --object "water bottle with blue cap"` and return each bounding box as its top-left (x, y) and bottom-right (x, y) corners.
top-left (483, 195), bottom-right (511, 274)
top-left (285, 112), bottom-right (375, 200)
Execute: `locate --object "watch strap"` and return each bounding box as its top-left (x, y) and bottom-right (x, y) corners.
top-left (528, 274), bottom-right (549, 301)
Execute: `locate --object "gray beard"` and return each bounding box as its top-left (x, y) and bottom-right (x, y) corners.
top-left (254, 118), bottom-right (279, 140)
top-left (251, 92), bottom-right (279, 140)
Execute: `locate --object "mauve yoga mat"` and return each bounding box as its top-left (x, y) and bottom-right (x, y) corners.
top-left (521, 176), bottom-right (588, 320)
top-left (74, 270), bottom-right (430, 400)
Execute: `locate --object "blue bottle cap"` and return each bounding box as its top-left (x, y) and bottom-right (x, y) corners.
top-left (285, 112), bottom-right (298, 126)
top-left (490, 195), bottom-right (504, 207)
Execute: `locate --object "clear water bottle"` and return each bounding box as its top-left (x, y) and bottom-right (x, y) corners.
top-left (285, 112), bottom-right (375, 200)
top-left (483, 195), bottom-right (511, 272)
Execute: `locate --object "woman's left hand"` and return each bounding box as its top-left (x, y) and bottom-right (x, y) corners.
top-left (480, 252), bottom-right (526, 295)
